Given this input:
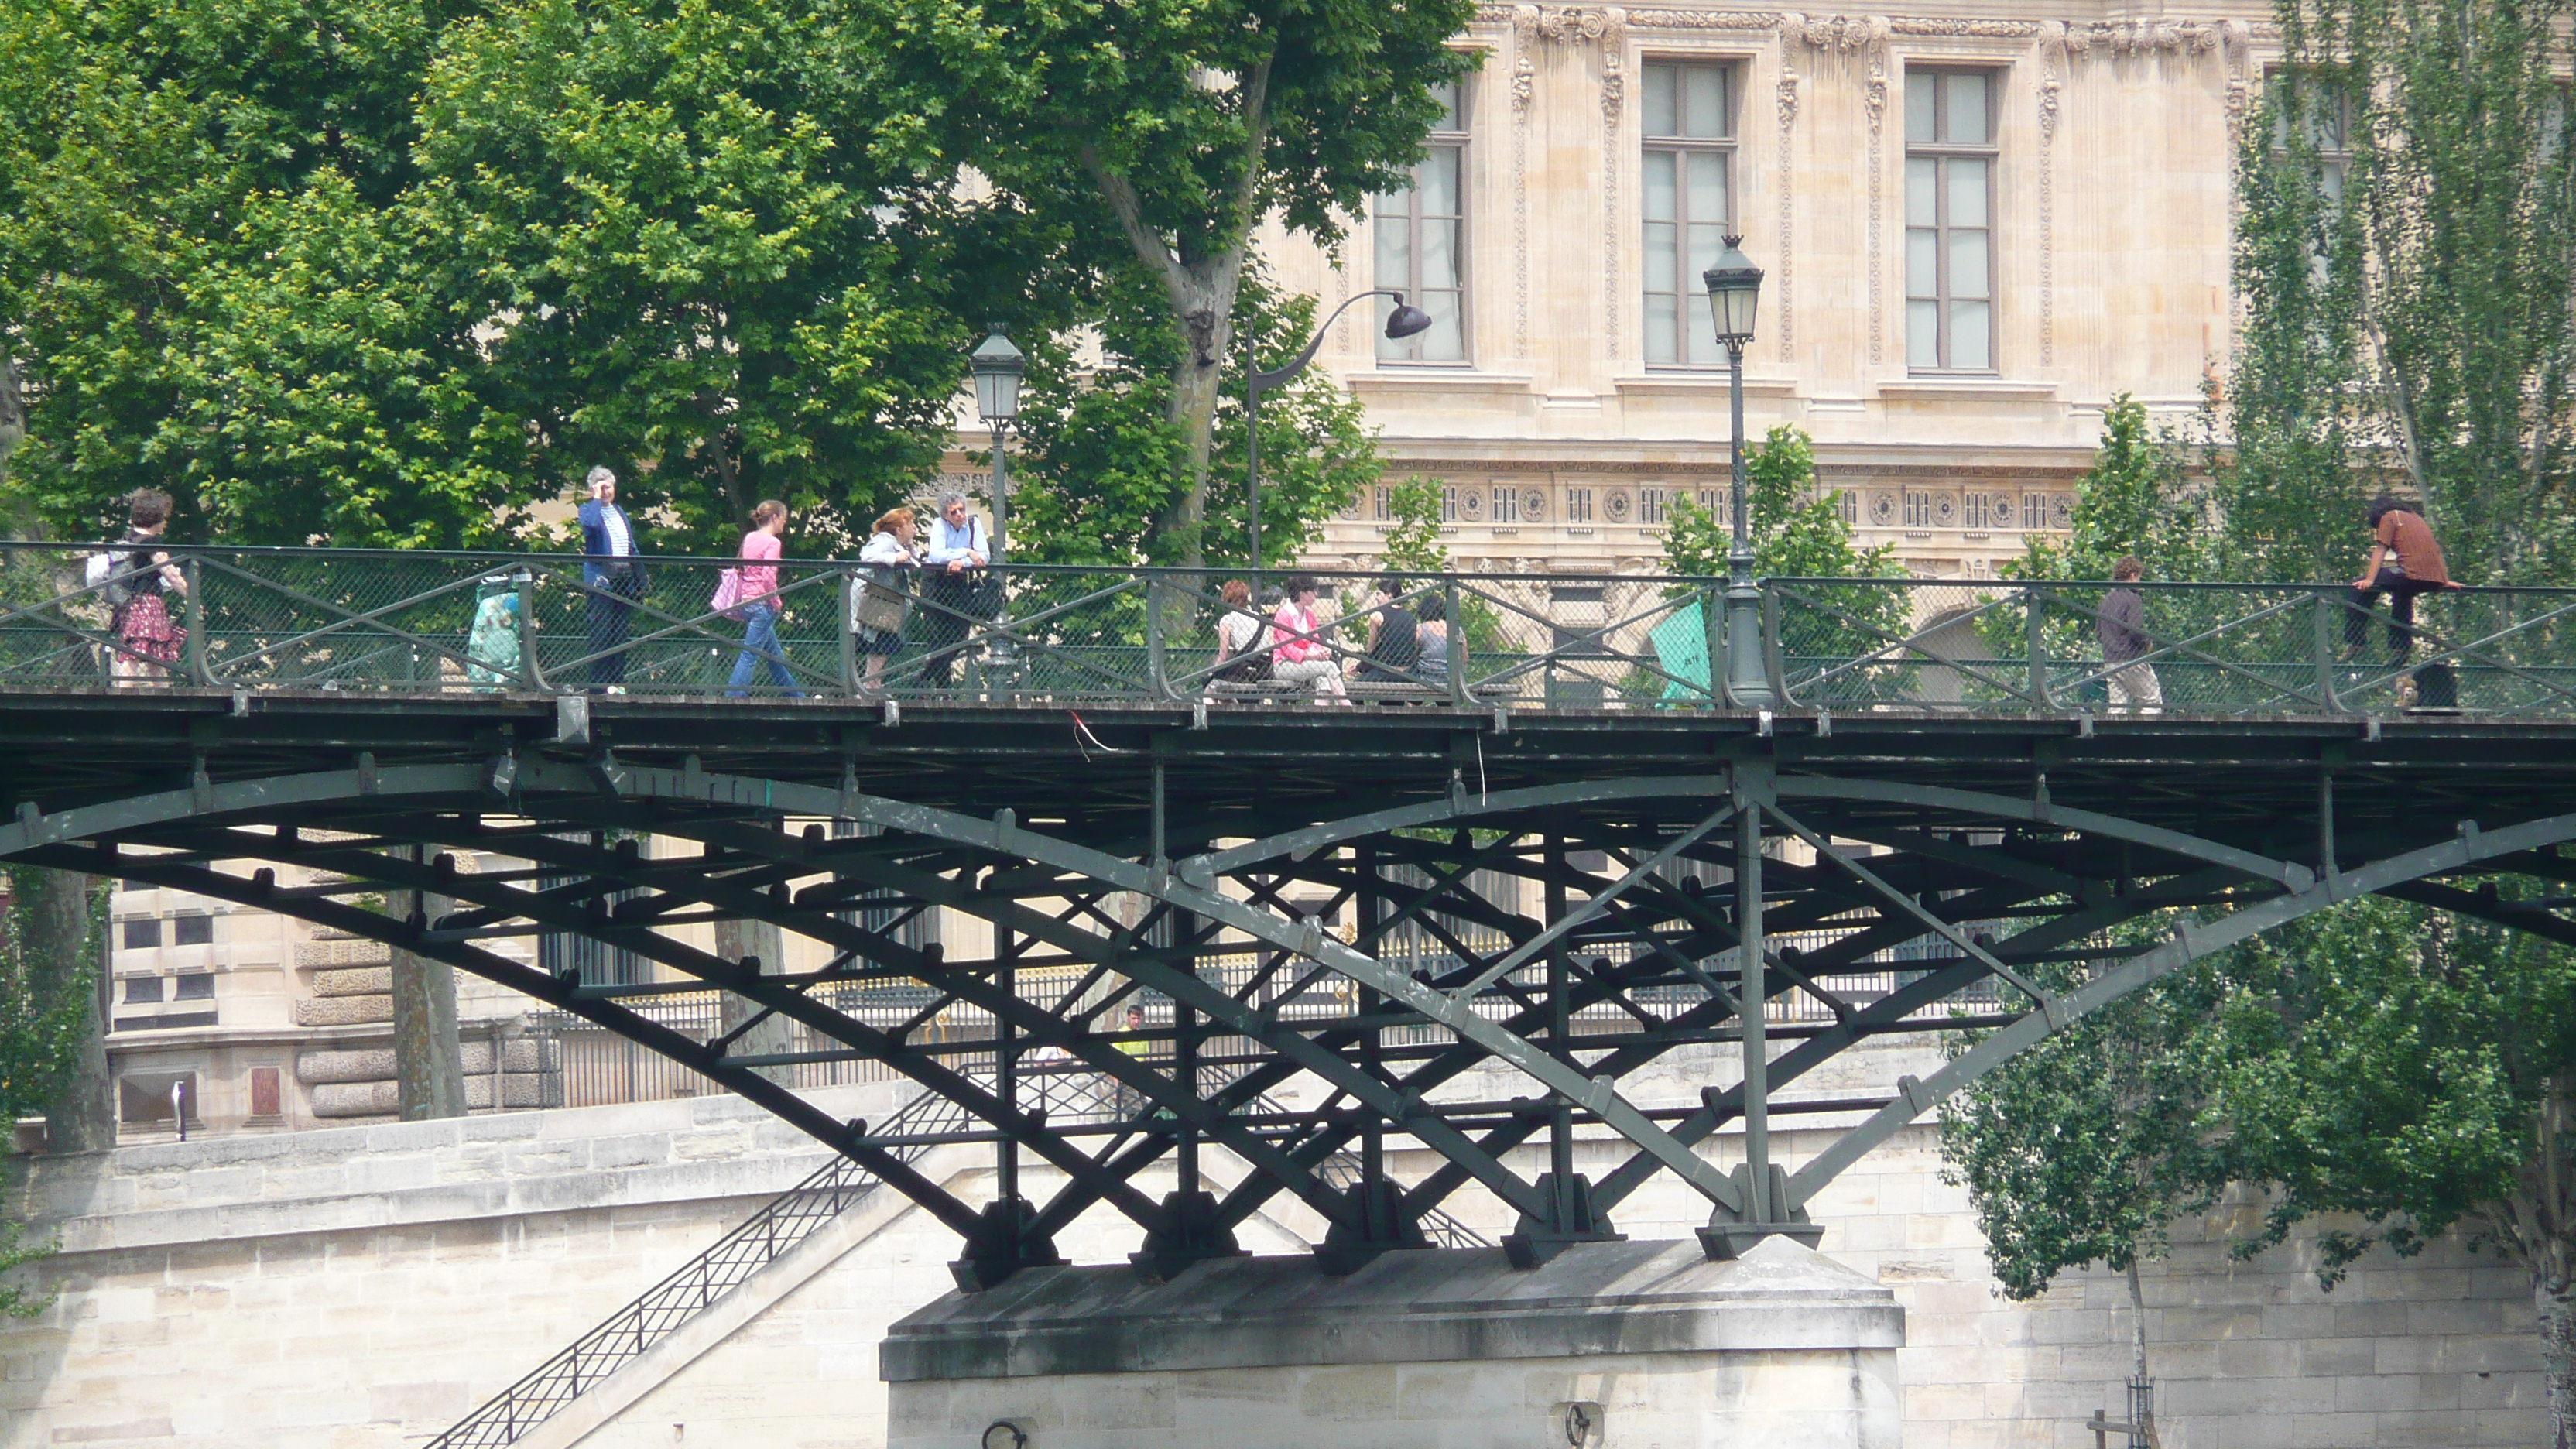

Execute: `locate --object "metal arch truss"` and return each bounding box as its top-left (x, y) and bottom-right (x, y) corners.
top-left (11, 755), bottom-right (2576, 1285)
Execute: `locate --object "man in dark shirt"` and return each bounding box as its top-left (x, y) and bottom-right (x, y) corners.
top-left (2097, 556), bottom-right (2162, 712)
top-left (2348, 495), bottom-right (2458, 663)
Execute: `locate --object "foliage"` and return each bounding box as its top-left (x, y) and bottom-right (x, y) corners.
top-left (1941, 956), bottom-right (2230, 1303)
top-left (411, 0), bottom-right (1023, 555)
top-left (2005, 395), bottom-right (2209, 584)
top-left (1660, 426), bottom-right (1896, 584)
top-left (868, 0), bottom-right (1479, 565)
top-left (1379, 477), bottom-right (1449, 575)
top-left (0, 0), bottom-right (517, 545)
top-left (1005, 264), bottom-right (1375, 569)
top-left (2223, 0), bottom-right (2576, 585)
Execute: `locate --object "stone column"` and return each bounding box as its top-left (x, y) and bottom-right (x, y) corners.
top-left (392, 854), bottom-right (464, 1120)
top-left (714, 916), bottom-right (793, 1082)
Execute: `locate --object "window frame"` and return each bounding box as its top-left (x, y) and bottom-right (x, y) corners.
top-left (1904, 67), bottom-right (2004, 375)
top-left (1374, 80), bottom-right (1473, 365)
top-left (1639, 57), bottom-right (1742, 369)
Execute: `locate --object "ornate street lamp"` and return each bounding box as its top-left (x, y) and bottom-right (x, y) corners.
top-left (1245, 293), bottom-right (1431, 567)
top-left (968, 324), bottom-right (1025, 558)
top-left (1702, 237), bottom-right (1775, 709)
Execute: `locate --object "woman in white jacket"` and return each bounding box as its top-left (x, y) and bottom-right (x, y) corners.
top-left (857, 507), bottom-right (923, 694)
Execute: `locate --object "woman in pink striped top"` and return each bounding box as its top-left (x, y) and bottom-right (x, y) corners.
top-left (726, 500), bottom-right (803, 697)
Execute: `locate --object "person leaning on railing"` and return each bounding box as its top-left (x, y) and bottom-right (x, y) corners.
top-left (107, 488), bottom-right (189, 684)
top-left (855, 506), bottom-right (923, 696)
top-left (1268, 576), bottom-right (1347, 700)
top-left (918, 491), bottom-right (993, 687)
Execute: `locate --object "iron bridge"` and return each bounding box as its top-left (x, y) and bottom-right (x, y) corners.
top-left (2, 551), bottom-right (2574, 1283)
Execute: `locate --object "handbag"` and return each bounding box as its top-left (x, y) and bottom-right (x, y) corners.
top-left (710, 568), bottom-right (746, 621)
top-left (855, 577), bottom-right (909, 635)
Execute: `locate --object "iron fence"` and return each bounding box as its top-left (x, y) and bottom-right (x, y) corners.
top-left (5, 541), bottom-right (2567, 716)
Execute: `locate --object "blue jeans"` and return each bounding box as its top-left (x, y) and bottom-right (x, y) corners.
top-left (727, 604), bottom-right (802, 696)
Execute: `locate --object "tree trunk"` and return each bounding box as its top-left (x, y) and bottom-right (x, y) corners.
top-left (714, 917), bottom-right (792, 1084)
top-left (2543, 1279), bottom-right (2576, 1449)
top-left (29, 869), bottom-right (115, 1153)
top-left (392, 867), bottom-right (465, 1120)
top-left (2128, 1255), bottom-right (2163, 1447)
top-left (0, 351), bottom-right (24, 488)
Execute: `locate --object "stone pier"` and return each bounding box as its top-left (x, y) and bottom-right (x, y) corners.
top-left (882, 1238), bottom-right (1904, 1449)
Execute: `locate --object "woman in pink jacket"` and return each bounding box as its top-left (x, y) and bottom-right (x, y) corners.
top-left (726, 500), bottom-right (804, 697)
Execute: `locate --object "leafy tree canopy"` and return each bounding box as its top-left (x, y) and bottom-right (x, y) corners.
top-left (2006, 393), bottom-right (2208, 584)
top-left (2222, 0), bottom-right (2576, 585)
top-left (1005, 263), bottom-right (1374, 569)
top-left (866, 0), bottom-right (1478, 564)
top-left (1660, 425), bottom-right (1895, 583)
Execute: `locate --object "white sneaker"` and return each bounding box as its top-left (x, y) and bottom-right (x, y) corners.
top-left (605, 685), bottom-right (627, 695)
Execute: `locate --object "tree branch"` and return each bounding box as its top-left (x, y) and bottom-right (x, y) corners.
top-left (1078, 142), bottom-right (1190, 304)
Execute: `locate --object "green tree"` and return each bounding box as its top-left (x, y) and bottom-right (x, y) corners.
top-left (1005, 265), bottom-right (1375, 569)
top-left (873, 0), bottom-right (1478, 567)
top-left (2194, 892), bottom-right (2576, 1448)
top-left (1379, 477), bottom-right (1448, 575)
top-left (1940, 956), bottom-right (2228, 1436)
top-left (409, 0), bottom-right (1020, 555)
top-left (1659, 426), bottom-right (1895, 584)
top-left (2006, 394), bottom-right (2207, 584)
top-left (0, 0), bottom-right (516, 545)
top-left (2225, 0), bottom-right (2576, 585)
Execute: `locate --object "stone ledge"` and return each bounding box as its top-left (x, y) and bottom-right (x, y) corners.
top-left (882, 1236), bottom-right (1903, 1382)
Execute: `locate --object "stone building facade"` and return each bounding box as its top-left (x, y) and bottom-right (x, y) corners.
top-left (1258, 0), bottom-right (2265, 580)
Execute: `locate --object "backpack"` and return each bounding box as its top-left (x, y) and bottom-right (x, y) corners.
top-left (85, 548), bottom-right (134, 612)
top-left (1218, 611), bottom-right (1270, 683)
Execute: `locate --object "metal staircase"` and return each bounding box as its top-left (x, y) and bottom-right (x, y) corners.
top-left (424, 1069), bottom-right (1485, 1448)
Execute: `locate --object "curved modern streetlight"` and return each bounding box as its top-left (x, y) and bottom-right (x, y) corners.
top-left (1245, 291), bottom-right (1432, 567)
top-left (1702, 237), bottom-right (1775, 710)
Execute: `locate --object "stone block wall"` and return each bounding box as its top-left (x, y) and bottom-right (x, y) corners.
top-left (0, 1054), bottom-right (2550, 1449)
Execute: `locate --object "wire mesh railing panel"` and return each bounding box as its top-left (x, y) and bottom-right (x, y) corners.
top-left (6, 543), bottom-right (2573, 716)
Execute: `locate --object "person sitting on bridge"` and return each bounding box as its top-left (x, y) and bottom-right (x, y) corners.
top-left (2096, 557), bottom-right (2162, 714)
top-left (577, 467), bottom-right (648, 694)
top-left (1269, 577), bottom-right (1348, 700)
top-left (1414, 591), bottom-right (1452, 687)
top-left (2348, 495), bottom-right (2459, 663)
top-left (1347, 574), bottom-right (1422, 685)
top-left (1211, 579), bottom-right (1269, 683)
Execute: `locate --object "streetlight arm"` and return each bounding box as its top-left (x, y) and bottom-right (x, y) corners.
top-left (1248, 289), bottom-right (1409, 399)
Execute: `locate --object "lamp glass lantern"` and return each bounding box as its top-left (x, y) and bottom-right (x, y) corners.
top-left (969, 325), bottom-right (1024, 423)
top-left (1701, 238), bottom-right (1763, 346)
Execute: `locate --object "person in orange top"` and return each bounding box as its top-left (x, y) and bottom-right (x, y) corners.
top-left (2347, 495), bottom-right (2460, 663)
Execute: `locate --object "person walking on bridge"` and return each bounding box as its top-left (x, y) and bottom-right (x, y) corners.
top-left (577, 467), bottom-right (649, 694)
top-left (725, 500), bottom-right (803, 699)
top-left (2096, 557), bottom-right (2162, 713)
top-left (2347, 495), bottom-right (2458, 664)
top-left (107, 488), bottom-right (188, 683)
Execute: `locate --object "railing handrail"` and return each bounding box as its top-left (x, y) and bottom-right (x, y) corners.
top-left (13, 540), bottom-right (2571, 594)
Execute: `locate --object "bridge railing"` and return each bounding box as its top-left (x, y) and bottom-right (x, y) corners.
top-left (4, 542), bottom-right (2571, 717)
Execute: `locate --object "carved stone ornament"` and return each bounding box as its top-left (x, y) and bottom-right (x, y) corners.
top-left (1522, 487), bottom-right (1550, 522)
top-left (1605, 488), bottom-right (1633, 523)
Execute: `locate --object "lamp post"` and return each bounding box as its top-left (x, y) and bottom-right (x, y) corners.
top-left (1702, 236), bottom-right (1776, 709)
top-left (968, 324), bottom-right (1025, 556)
top-left (1245, 291), bottom-right (1431, 568)
top-left (968, 324), bottom-right (1025, 685)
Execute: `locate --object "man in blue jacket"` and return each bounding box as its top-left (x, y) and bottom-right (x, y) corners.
top-left (577, 467), bottom-right (649, 693)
